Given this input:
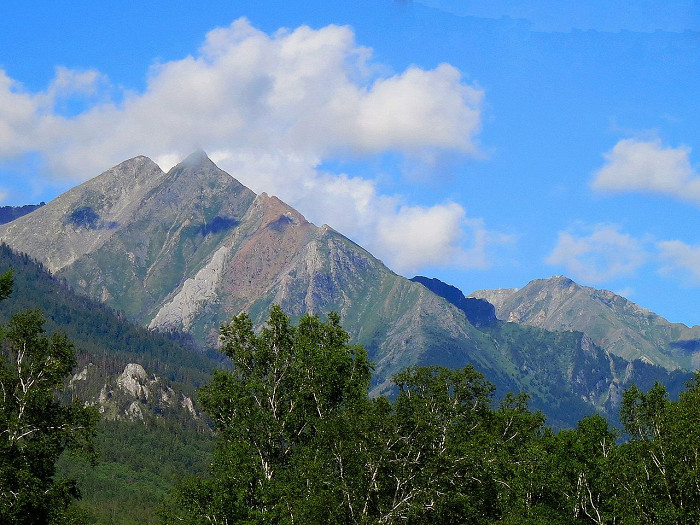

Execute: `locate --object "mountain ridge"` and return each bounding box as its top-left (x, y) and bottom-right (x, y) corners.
top-left (1, 152), bottom-right (692, 425)
top-left (470, 275), bottom-right (700, 371)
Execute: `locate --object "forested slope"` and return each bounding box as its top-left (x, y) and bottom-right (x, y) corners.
top-left (0, 243), bottom-right (216, 523)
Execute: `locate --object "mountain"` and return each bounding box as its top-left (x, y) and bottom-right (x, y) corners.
top-left (412, 275), bottom-right (692, 423)
top-left (470, 275), bottom-right (700, 372)
top-left (0, 153), bottom-right (688, 425)
top-left (0, 152), bottom-right (499, 398)
top-left (0, 203), bottom-right (45, 225)
top-left (411, 276), bottom-right (497, 327)
top-left (0, 243), bottom-right (212, 423)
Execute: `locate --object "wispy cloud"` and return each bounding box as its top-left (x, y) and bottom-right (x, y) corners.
top-left (0, 18), bottom-right (506, 273)
top-left (545, 224), bottom-right (647, 283)
top-left (547, 224), bottom-right (700, 291)
top-left (591, 138), bottom-right (700, 205)
top-left (658, 240), bottom-right (700, 285)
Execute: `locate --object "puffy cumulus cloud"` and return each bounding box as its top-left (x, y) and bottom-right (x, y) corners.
top-left (372, 205), bottom-right (510, 274)
top-left (546, 224), bottom-right (647, 283)
top-left (0, 67), bottom-right (107, 159)
top-left (0, 71), bottom-right (39, 157)
top-left (353, 64), bottom-right (483, 154)
top-left (591, 138), bottom-right (700, 204)
top-left (374, 202), bottom-right (466, 272)
top-left (0, 18), bottom-right (497, 273)
top-left (2, 18), bottom-right (483, 179)
top-left (658, 240), bottom-right (700, 284)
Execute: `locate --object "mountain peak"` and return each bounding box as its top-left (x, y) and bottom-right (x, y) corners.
top-left (471, 275), bottom-right (700, 371)
top-left (176, 150), bottom-right (216, 170)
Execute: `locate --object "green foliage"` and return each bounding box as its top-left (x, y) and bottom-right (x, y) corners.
top-left (162, 305), bottom-right (700, 525)
top-left (0, 307), bottom-right (99, 523)
top-left (161, 305), bottom-right (372, 524)
top-left (0, 269), bottom-right (12, 302)
top-left (163, 307), bottom-right (550, 524)
top-left (5, 243), bottom-right (700, 523)
top-left (1, 243), bottom-right (218, 523)
top-left (614, 377), bottom-right (700, 524)
top-left (57, 420), bottom-right (213, 525)
top-left (0, 243), bottom-right (216, 395)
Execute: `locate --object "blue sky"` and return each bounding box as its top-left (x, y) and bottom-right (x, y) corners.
top-left (1, 1), bottom-right (699, 325)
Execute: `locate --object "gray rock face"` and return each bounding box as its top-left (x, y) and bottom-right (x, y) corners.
top-left (0, 156), bottom-right (167, 273)
top-left (71, 362), bottom-right (201, 424)
top-left (0, 152), bottom-right (482, 396)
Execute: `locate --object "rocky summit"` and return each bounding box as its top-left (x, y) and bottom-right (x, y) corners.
top-left (1, 153), bottom-right (694, 424)
top-left (470, 275), bottom-right (700, 372)
top-left (0, 152), bottom-right (486, 398)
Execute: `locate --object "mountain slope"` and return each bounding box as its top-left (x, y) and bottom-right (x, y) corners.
top-left (0, 153), bottom-right (499, 397)
top-left (0, 243), bottom-right (215, 410)
top-left (413, 275), bottom-right (692, 425)
top-left (470, 275), bottom-right (700, 371)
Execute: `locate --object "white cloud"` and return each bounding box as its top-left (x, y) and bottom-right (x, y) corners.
top-left (206, 149), bottom-right (509, 273)
top-left (374, 203), bottom-right (480, 274)
top-left (591, 138), bottom-right (700, 204)
top-left (546, 224), bottom-right (647, 283)
top-left (0, 18), bottom-right (500, 273)
top-left (658, 240), bottom-right (700, 284)
top-left (0, 71), bottom-right (38, 157)
top-left (0, 189), bottom-right (8, 204)
top-left (0, 18), bottom-right (484, 177)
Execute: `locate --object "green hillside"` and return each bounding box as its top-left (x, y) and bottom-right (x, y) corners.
top-left (0, 243), bottom-right (215, 523)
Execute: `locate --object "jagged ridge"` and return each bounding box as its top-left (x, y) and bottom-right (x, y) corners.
top-left (470, 275), bottom-right (700, 371)
top-left (1, 154), bottom-right (692, 425)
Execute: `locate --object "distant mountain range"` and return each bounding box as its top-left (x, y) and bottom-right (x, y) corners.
top-left (470, 276), bottom-right (700, 371)
top-left (0, 203), bottom-right (45, 224)
top-left (1, 152), bottom-right (696, 426)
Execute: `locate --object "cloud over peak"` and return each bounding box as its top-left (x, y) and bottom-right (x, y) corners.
top-left (546, 224), bottom-right (647, 283)
top-left (0, 17), bottom-right (499, 274)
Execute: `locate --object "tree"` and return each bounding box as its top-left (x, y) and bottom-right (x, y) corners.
top-left (0, 270), bottom-right (12, 302)
top-left (383, 365), bottom-right (497, 523)
top-left (161, 305), bottom-right (372, 524)
top-left (161, 306), bottom-right (555, 524)
top-left (616, 378), bottom-right (700, 524)
top-left (0, 277), bottom-right (99, 524)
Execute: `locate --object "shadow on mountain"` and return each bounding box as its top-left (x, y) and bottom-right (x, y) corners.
top-left (411, 276), bottom-right (497, 327)
top-left (200, 216), bottom-right (239, 236)
top-left (68, 206), bottom-right (118, 230)
top-left (670, 339), bottom-right (700, 352)
top-left (267, 215), bottom-right (294, 233)
top-left (0, 203), bottom-right (45, 225)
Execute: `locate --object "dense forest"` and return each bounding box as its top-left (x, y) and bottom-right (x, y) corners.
top-left (0, 246), bottom-right (217, 523)
top-left (0, 243), bottom-right (219, 394)
top-left (161, 307), bottom-right (700, 524)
